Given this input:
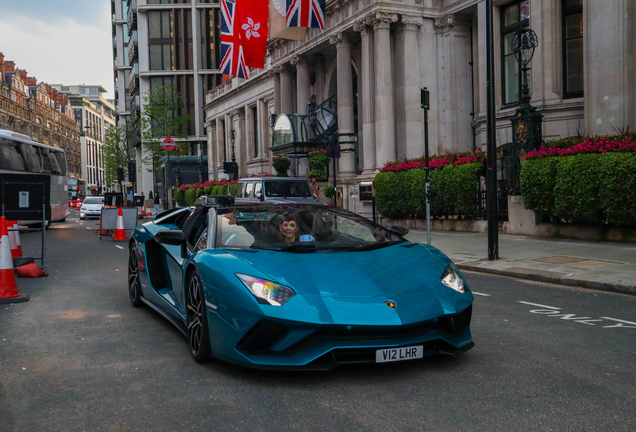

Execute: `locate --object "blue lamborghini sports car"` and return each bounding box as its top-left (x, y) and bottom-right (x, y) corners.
top-left (128, 204), bottom-right (474, 369)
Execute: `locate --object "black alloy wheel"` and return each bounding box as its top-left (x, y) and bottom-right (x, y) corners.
top-left (187, 270), bottom-right (212, 363)
top-left (128, 245), bottom-right (143, 307)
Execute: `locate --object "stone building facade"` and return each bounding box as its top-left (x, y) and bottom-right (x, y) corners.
top-left (204, 0), bottom-right (636, 213)
top-left (0, 53), bottom-right (82, 176)
top-left (51, 85), bottom-right (117, 195)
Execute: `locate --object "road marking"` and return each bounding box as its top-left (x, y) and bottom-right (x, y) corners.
top-left (472, 292), bottom-right (491, 297)
top-left (600, 317), bottom-right (636, 329)
top-left (86, 227), bottom-right (91, 230)
top-left (518, 301), bottom-right (561, 310)
top-left (520, 301), bottom-right (636, 329)
top-left (115, 245), bottom-right (124, 250)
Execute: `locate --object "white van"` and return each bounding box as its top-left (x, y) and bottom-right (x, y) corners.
top-left (234, 177), bottom-right (319, 204)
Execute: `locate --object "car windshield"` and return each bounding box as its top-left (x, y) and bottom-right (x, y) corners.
top-left (264, 181), bottom-right (312, 198)
top-left (215, 206), bottom-right (406, 251)
top-left (83, 197), bottom-right (104, 205)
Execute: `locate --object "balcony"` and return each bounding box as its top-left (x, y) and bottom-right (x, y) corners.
top-left (127, 73), bottom-right (139, 97)
top-left (127, 3), bottom-right (137, 35)
top-left (127, 44), bottom-right (137, 67)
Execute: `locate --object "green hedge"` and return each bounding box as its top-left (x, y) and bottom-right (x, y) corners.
top-left (173, 188), bottom-right (186, 206)
top-left (520, 158), bottom-right (560, 214)
top-left (521, 153), bottom-right (636, 226)
top-left (375, 163), bottom-right (482, 219)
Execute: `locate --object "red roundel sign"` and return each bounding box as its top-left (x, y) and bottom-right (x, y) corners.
top-left (162, 138), bottom-right (176, 151)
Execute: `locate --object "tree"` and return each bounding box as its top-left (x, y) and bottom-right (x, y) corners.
top-left (138, 84), bottom-right (192, 162)
top-left (102, 125), bottom-right (135, 187)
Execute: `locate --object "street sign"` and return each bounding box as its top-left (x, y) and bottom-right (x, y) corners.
top-left (162, 138), bottom-right (176, 151)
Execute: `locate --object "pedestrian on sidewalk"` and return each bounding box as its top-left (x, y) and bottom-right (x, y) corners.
top-left (154, 193), bottom-right (160, 215)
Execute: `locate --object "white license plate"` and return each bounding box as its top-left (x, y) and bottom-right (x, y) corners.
top-left (375, 346), bottom-right (423, 363)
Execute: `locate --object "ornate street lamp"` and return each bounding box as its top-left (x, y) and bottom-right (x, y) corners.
top-left (508, 26), bottom-right (542, 196)
top-left (230, 129), bottom-right (236, 162)
top-left (511, 27), bottom-right (539, 106)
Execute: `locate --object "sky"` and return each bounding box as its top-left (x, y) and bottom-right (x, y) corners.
top-left (0, 0), bottom-right (115, 99)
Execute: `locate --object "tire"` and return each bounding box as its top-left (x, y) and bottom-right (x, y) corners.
top-left (128, 245), bottom-right (143, 307)
top-left (187, 270), bottom-right (211, 363)
top-left (59, 218), bottom-right (66, 223)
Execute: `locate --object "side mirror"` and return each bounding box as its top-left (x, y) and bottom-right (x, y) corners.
top-left (256, 192), bottom-right (264, 202)
top-left (154, 230), bottom-right (187, 257)
top-left (388, 225), bottom-right (409, 236)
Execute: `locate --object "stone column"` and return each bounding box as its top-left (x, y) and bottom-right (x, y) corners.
top-left (292, 55), bottom-right (311, 177)
top-left (330, 32), bottom-right (356, 180)
top-left (271, 67), bottom-right (282, 115)
top-left (354, 17), bottom-right (376, 175)
top-left (215, 117), bottom-right (224, 175)
top-left (292, 55), bottom-right (311, 114)
top-left (279, 64), bottom-right (294, 115)
top-left (584, 0), bottom-right (636, 134)
top-left (312, 55), bottom-right (325, 104)
top-left (208, 124), bottom-right (215, 181)
top-left (435, 14), bottom-right (473, 152)
top-left (373, 12), bottom-right (398, 168)
top-left (396, 16), bottom-right (424, 159)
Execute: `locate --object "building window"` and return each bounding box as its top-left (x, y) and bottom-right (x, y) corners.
top-left (501, 0), bottom-right (530, 106)
top-left (252, 106), bottom-right (258, 158)
top-left (200, 8), bottom-right (221, 69)
top-left (562, 0), bottom-right (583, 97)
top-left (148, 10), bottom-right (193, 71)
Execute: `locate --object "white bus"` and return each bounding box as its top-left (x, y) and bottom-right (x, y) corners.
top-left (0, 129), bottom-right (69, 225)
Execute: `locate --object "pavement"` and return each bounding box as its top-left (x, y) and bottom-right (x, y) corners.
top-left (405, 229), bottom-right (636, 296)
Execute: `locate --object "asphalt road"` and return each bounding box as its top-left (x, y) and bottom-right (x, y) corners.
top-left (1, 211), bottom-right (635, 432)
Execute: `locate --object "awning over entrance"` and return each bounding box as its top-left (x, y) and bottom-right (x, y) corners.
top-left (269, 97), bottom-right (338, 157)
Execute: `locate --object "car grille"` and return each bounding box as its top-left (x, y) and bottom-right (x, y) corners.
top-left (236, 306), bottom-right (472, 357)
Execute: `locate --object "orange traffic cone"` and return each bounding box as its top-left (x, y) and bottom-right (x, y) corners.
top-left (12, 221), bottom-right (23, 258)
top-left (113, 208), bottom-right (127, 241)
top-left (0, 217), bottom-right (29, 304)
top-left (146, 205), bottom-right (152, 217)
top-left (141, 207), bottom-right (146, 218)
top-left (7, 220), bottom-right (18, 259)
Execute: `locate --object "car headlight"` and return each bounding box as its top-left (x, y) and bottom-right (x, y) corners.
top-left (441, 264), bottom-right (465, 293)
top-left (236, 274), bottom-right (295, 306)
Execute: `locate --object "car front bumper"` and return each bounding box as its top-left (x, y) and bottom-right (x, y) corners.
top-left (205, 285), bottom-right (474, 370)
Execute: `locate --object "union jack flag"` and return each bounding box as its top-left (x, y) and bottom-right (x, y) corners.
top-left (220, 0), bottom-right (250, 79)
top-left (285, 0), bottom-right (325, 30)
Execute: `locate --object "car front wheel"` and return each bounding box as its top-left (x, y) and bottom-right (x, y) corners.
top-left (128, 245), bottom-right (143, 307)
top-left (187, 270), bottom-right (211, 363)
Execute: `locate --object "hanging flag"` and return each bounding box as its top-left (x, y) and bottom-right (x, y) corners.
top-left (269, 0), bottom-right (307, 40)
top-left (220, 0), bottom-right (268, 78)
top-left (285, 0), bottom-right (325, 29)
top-left (220, 0), bottom-right (250, 79)
top-left (237, 0), bottom-right (269, 69)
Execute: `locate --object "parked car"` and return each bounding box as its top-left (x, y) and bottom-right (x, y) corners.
top-left (234, 177), bottom-right (319, 204)
top-left (127, 203), bottom-right (474, 369)
top-left (79, 196), bottom-right (104, 220)
top-left (193, 194), bottom-right (235, 207)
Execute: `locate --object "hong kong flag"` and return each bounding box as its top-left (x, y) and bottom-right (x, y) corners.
top-left (220, 0), bottom-right (268, 78)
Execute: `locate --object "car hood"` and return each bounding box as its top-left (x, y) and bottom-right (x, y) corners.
top-left (227, 243), bottom-right (447, 298)
top-left (81, 204), bottom-right (103, 210)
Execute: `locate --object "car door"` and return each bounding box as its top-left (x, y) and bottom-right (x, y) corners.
top-left (162, 207), bottom-right (209, 320)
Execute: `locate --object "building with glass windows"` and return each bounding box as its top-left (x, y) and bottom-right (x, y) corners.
top-left (50, 85), bottom-right (117, 195)
top-left (203, 0), bottom-right (635, 213)
top-left (111, 0), bottom-right (221, 202)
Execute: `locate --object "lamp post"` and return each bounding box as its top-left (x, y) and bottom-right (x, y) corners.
top-left (485, 0), bottom-right (498, 261)
top-left (508, 26), bottom-right (542, 195)
top-left (421, 88), bottom-right (431, 246)
top-left (229, 129), bottom-right (238, 180)
top-left (512, 27), bottom-right (539, 107)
